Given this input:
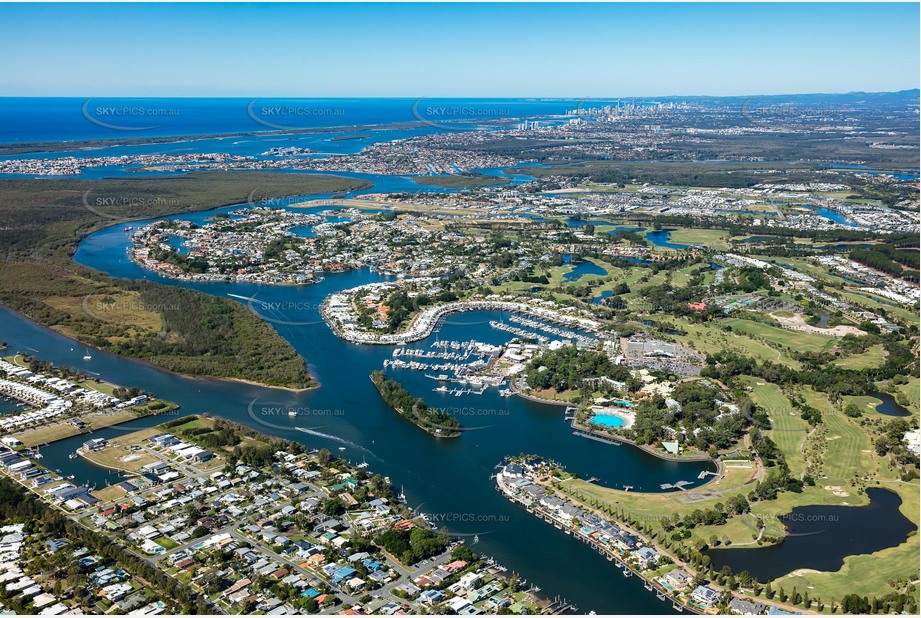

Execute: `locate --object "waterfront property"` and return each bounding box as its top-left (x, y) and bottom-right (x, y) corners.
top-left (1, 414), bottom-right (560, 615)
top-left (494, 457), bottom-right (805, 615)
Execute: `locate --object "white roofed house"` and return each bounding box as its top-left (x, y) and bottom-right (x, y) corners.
top-left (691, 584), bottom-right (721, 607)
top-left (634, 546), bottom-right (660, 569)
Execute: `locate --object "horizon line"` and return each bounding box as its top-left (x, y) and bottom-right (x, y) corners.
top-left (1, 89), bottom-right (919, 100)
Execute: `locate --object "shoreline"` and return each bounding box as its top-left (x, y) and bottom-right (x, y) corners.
top-left (369, 373), bottom-right (461, 438)
top-left (323, 295), bottom-right (602, 345)
top-left (506, 376), bottom-right (720, 467)
top-left (495, 465), bottom-right (706, 616)
top-left (11, 406), bottom-right (178, 448)
top-left (0, 119), bottom-right (434, 156)
top-left (495, 461), bottom-right (815, 616)
top-left (181, 372), bottom-right (320, 394)
top-left (0, 305), bottom-right (318, 394)
top-left (570, 417), bottom-right (717, 464)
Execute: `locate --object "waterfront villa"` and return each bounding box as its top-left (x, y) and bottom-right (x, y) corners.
top-left (634, 546), bottom-right (660, 568)
top-left (729, 597), bottom-right (768, 615)
top-left (663, 567), bottom-right (692, 591)
top-left (691, 584), bottom-right (721, 607)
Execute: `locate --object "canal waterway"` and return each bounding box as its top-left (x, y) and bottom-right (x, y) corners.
top-left (0, 196), bottom-right (726, 613)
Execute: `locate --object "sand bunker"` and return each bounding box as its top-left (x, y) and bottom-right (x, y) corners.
top-left (770, 312), bottom-right (866, 337)
top-left (788, 569), bottom-right (822, 577)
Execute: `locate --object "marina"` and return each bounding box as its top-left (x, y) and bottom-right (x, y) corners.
top-left (0, 290), bottom-right (715, 615)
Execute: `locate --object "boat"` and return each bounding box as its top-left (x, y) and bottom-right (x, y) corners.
top-left (288, 409), bottom-right (297, 417)
top-left (338, 447), bottom-right (346, 451)
top-left (83, 348), bottom-right (92, 361)
top-left (472, 534), bottom-right (479, 544)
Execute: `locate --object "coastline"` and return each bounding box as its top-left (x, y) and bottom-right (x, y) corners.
top-left (506, 376), bottom-right (720, 467)
top-left (495, 464), bottom-right (706, 615)
top-left (182, 372), bottom-right (319, 394)
top-left (369, 373), bottom-right (461, 438)
top-left (0, 118), bottom-right (434, 156)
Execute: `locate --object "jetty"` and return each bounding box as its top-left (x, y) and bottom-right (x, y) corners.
top-left (495, 462), bottom-right (706, 615)
top-left (573, 430), bottom-right (621, 446)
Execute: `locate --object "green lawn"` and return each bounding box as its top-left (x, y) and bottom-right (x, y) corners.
top-left (666, 228), bottom-right (730, 250)
top-left (832, 344), bottom-right (888, 370)
top-left (801, 388), bottom-right (869, 485)
top-left (156, 537), bottom-right (180, 550)
top-left (838, 289), bottom-right (918, 325)
top-left (666, 317), bottom-right (801, 368)
top-left (737, 381), bottom-right (920, 602)
top-left (563, 375), bottom-right (921, 605)
top-left (891, 377), bottom-right (920, 415)
top-left (670, 263), bottom-right (709, 287)
top-left (722, 318), bottom-right (835, 354)
top-left (746, 379), bottom-right (811, 476)
top-left (770, 482), bottom-right (920, 603)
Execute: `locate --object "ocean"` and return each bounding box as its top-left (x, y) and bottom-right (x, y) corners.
top-left (0, 97), bottom-right (590, 144)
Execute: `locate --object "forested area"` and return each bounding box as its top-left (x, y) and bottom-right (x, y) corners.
top-left (371, 371), bottom-right (461, 436)
top-left (0, 173), bottom-right (366, 388)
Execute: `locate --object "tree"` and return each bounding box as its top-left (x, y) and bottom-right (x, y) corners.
top-left (321, 498), bottom-right (345, 517)
top-left (841, 594), bottom-right (870, 614)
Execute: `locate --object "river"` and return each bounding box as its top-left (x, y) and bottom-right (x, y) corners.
top-left (0, 195), bottom-right (732, 614)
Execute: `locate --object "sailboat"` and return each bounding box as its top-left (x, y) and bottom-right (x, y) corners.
top-left (472, 534), bottom-right (479, 544)
top-left (83, 348), bottom-right (92, 361)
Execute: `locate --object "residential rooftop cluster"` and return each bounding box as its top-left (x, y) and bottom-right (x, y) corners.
top-left (1, 415), bottom-right (555, 615)
top-left (497, 459), bottom-right (799, 616)
top-left (0, 358), bottom-right (122, 434)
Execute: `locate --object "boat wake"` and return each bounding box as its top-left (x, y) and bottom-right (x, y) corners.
top-left (294, 426), bottom-right (362, 450)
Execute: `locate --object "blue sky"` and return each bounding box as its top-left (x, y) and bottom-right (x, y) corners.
top-left (1, 2), bottom-right (918, 97)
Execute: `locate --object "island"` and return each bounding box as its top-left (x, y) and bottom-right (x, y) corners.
top-left (370, 371), bottom-right (462, 437)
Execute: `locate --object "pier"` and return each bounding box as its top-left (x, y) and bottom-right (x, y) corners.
top-left (660, 480), bottom-right (693, 491)
top-left (494, 462), bottom-right (709, 615)
top-left (573, 430), bottom-right (622, 446)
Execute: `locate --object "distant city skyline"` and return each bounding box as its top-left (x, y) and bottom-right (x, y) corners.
top-left (0, 2), bottom-right (918, 97)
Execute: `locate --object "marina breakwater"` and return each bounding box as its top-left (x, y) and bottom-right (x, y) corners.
top-left (322, 292), bottom-right (603, 345)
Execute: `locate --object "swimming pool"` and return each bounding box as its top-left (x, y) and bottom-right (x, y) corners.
top-left (590, 414), bottom-right (626, 428)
